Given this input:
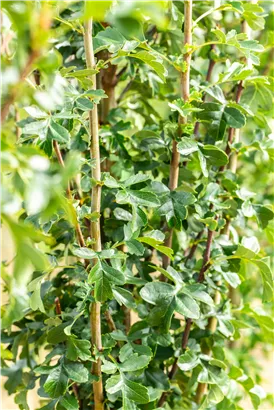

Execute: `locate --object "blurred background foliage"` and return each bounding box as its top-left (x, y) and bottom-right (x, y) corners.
top-left (1, 1), bottom-right (273, 410)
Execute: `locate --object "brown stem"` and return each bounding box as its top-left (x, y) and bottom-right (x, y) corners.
top-left (84, 16), bottom-right (104, 410)
top-left (184, 230), bottom-right (204, 262)
top-left (15, 108), bottom-right (20, 141)
top-left (197, 229), bottom-right (214, 283)
top-left (104, 310), bottom-right (116, 332)
top-left (54, 297), bottom-right (62, 316)
top-left (162, 0), bottom-right (193, 272)
top-left (52, 140), bottom-right (86, 248)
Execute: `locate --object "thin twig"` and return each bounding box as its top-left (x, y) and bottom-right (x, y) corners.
top-left (184, 230), bottom-right (204, 262)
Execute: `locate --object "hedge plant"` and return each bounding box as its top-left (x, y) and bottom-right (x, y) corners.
top-left (1, 1), bottom-right (273, 410)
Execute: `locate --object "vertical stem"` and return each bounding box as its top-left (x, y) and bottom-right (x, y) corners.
top-left (195, 18), bottom-right (252, 406)
top-left (84, 17), bottom-right (104, 410)
top-left (162, 0), bottom-right (192, 270)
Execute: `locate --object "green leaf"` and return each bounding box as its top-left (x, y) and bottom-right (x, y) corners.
top-left (168, 99), bottom-right (203, 117)
top-left (175, 294), bottom-right (200, 319)
top-left (104, 175), bottom-right (121, 188)
top-left (251, 259), bottom-right (273, 303)
top-left (122, 375), bottom-right (150, 404)
top-left (181, 284), bottom-right (214, 306)
top-left (47, 120), bottom-right (70, 145)
top-left (47, 323), bottom-right (68, 344)
top-left (93, 27), bottom-right (126, 53)
top-left (63, 362), bottom-right (89, 383)
top-left (150, 265), bottom-right (183, 285)
top-left (218, 62), bottom-right (254, 83)
top-left (122, 173), bottom-right (150, 187)
top-left (66, 337), bottom-right (92, 361)
top-left (199, 384), bottom-right (224, 410)
top-left (105, 373), bottom-right (149, 404)
top-left (73, 247), bottom-right (97, 259)
top-left (76, 97), bottom-right (94, 111)
top-left (254, 205), bottom-right (274, 229)
top-left (196, 103), bottom-right (246, 140)
top-left (138, 237), bottom-right (174, 259)
top-left (198, 364), bottom-right (227, 386)
top-left (140, 282), bottom-right (174, 305)
top-left (140, 282), bottom-right (176, 332)
top-left (95, 275), bottom-right (113, 303)
top-left (119, 353), bottom-right (151, 372)
top-left (14, 391), bottom-right (30, 410)
top-left (158, 191), bottom-right (196, 230)
top-left (241, 80), bottom-right (273, 114)
top-left (178, 350), bottom-right (200, 371)
top-left (126, 239), bottom-right (145, 256)
top-left (44, 365), bottom-right (68, 398)
top-left (59, 394), bottom-right (79, 410)
top-left (116, 189), bottom-right (160, 207)
top-left (113, 287), bottom-right (136, 308)
top-left (128, 50), bottom-right (167, 82)
top-left (177, 138), bottom-right (199, 156)
top-left (199, 145), bottom-right (228, 167)
top-left (101, 261), bottom-right (125, 285)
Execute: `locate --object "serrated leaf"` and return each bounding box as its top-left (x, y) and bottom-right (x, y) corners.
top-left (158, 191), bottom-right (195, 230)
top-left (66, 337), bottom-right (92, 361)
top-left (63, 362), bottom-right (89, 383)
top-left (122, 375), bottom-right (150, 404)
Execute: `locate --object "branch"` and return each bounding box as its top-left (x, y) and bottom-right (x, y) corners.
top-left (52, 139), bottom-right (86, 248)
top-left (184, 230), bottom-right (204, 262)
top-left (84, 15), bottom-right (104, 410)
top-left (162, 0), bottom-right (193, 270)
